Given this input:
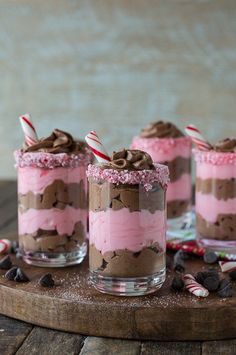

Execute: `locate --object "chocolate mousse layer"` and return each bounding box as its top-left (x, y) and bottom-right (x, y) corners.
top-left (197, 213), bottom-right (236, 241)
top-left (19, 180), bottom-right (87, 212)
top-left (196, 178), bottom-right (236, 200)
top-left (167, 200), bottom-right (190, 219)
top-left (90, 244), bottom-right (165, 278)
top-left (90, 181), bottom-right (164, 213)
top-left (164, 156), bottom-right (191, 182)
top-left (19, 221), bottom-right (86, 253)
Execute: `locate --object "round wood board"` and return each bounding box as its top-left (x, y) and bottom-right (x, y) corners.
top-left (0, 236), bottom-right (236, 341)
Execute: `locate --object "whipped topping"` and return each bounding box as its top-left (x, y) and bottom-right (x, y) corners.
top-left (214, 138), bottom-right (236, 153)
top-left (140, 121), bottom-right (184, 139)
top-left (102, 149), bottom-right (155, 171)
top-left (24, 129), bottom-right (82, 154)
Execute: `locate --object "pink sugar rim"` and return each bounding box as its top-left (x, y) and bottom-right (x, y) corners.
top-left (193, 149), bottom-right (236, 166)
top-left (14, 149), bottom-right (93, 169)
top-left (131, 135), bottom-right (192, 149)
top-left (86, 163), bottom-right (169, 191)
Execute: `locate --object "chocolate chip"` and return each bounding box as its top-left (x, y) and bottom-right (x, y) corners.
top-left (173, 250), bottom-right (185, 273)
top-left (203, 276), bottom-right (220, 291)
top-left (196, 270), bottom-right (219, 285)
top-left (203, 251), bottom-right (218, 264)
top-left (171, 276), bottom-right (184, 291)
top-left (10, 241), bottom-right (19, 254)
top-left (39, 273), bottom-right (55, 288)
top-left (0, 255), bottom-right (12, 270)
top-left (14, 268), bottom-right (30, 282)
top-left (229, 270), bottom-right (236, 281)
top-left (218, 279), bottom-right (233, 298)
top-left (5, 266), bottom-right (18, 280)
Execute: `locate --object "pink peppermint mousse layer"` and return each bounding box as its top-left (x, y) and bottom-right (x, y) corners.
top-left (18, 206), bottom-right (87, 235)
top-left (131, 136), bottom-right (191, 162)
top-left (89, 208), bottom-right (166, 254)
top-left (167, 174), bottom-right (192, 202)
top-left (18, 166), bottom-right (87, 195)
top-left (14, 149), bottom-right (91, 169)
top-left (195, 150), bottom-right (236, 180)
top-left (86, 163), bottom-right (169, 192)
top-left (196, 192), bottom-right (236, 224)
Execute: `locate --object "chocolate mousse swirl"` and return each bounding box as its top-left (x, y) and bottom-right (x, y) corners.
top-left (24, 129), bottom-right (81, 154)
top-left (104, 149), bottom-right (155, 171)
top-left (214, 138), bottom-right (236, 153)
top-left (140, 121), bottom-right (184, 138)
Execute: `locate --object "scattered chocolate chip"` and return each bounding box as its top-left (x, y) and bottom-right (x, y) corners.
top-left (171, 276), bottom-right (184, 291)
top-left (39, 273), bottom-right (55, 288)
top-left (203, 275), bottom-right (220, 291)
top-left (203, 251), bottom-right (218, 264)
top-left (218, 279), bottom-right (233, 298)
top-left (10, 241), bottom-right (19, 254)
top-left (0, 255), bottom-right (12, 270)
top-left (173, 250), bottom-right (185, 273)
top-left (5, 266), bottom-right (18, 280)
top-left (14, 268), bottom-right (30, 283)
top-left (196, 270), bottom-right (219, 285)
top-left (229, 270), bottom-right (236, 281)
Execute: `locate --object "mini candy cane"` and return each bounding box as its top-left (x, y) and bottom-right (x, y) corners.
top-left (219, 261), bottom-right (236, 273)
top-left (0, 239), bottom-right (11, 254)
top-left (85, 131), bottom-right (111, 163)
top-left (185, 124), bottom-right (212, 151)
top-left (19, 113), bottom-right (38, 146)
top-left (183, 274), bottom-right (209, 297)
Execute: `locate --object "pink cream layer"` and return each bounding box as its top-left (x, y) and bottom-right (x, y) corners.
top-left (196, 192), bottom-right (236, 224)
top-left (18, 166), bottom-right (86, 195)
top-left (131, 136), bottom-right (191, 162)
top-left (197, 162), bottom-right (236, 180)
top-left (167, 173), bottom-right (192, 202)
top-left (18, 206), bottom-right (87, 235)
top-left (89, 208), bottom-right (166, 254)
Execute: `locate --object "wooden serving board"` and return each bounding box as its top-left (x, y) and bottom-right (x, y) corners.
top-left (0, 233), bottom-right (236, 341)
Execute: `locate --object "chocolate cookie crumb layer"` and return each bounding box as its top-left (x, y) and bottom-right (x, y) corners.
top-left (197, 213), bottom-right (236, 240)
top-left (167, 200), bottom-right (190, 219)
top-left (89, 244), bottom-right (165, 278)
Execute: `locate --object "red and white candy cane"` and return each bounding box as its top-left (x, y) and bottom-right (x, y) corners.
top-left (183, 274), bottom-right (209, 297)
top-left (185, 124), bottom-right (212, 151)
top-left (0, 239), bottom-right (11, 254)
top-left (85, 131), bottom-right (111, 163)
top-left (19, 113), bottom-right (38, 146)
top-left (219, 261), bottom-right (236, 273)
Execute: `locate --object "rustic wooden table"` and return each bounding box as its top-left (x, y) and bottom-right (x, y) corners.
top-left (0, 180), bottom-right (236, 355)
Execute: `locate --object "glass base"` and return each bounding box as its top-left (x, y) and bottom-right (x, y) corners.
top-left (197, 237), bottom-right (236, 259)
top-left (89, 268), bottom-right (166, 296)
top-left (167, 210), bottom-right (195, 240)
top-left (21, 242), bottom-right (87, 267)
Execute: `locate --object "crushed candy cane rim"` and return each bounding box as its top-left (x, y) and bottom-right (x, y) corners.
top-left (193, 148), bottom-right (236, 166)
top-left (86, 163), bottom-right (169, 191)
top-left (14, 149), bottom-right (93, 169)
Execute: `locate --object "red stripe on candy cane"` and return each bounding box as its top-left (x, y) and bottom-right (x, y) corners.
top-left (89, 146), bottom-right (111, 162)
top-left (21, 115), bottom-right (37, 133)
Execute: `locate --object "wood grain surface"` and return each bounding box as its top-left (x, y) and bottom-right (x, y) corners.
top-left (0, 0), bottom-right (236, 179)
top-left (0, 242), bottom-right (236, 341)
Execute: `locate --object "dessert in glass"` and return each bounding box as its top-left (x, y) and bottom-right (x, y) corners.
top-left (131, 121), bottom-right (192, 235)
top-left (195, 138), bottom-right (236, 254)
top-left (87, 149), bottom-right (169, 296)
top-left (14, 129), bottom-right (91, 267)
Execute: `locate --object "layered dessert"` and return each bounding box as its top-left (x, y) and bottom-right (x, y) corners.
top-left (87, 149), bottom-right (169, 295)
top-left (195, 138), bottom-right (236, 246)
top-left (131, 121), bottom-right (192, 219)
top-left (14, 129), bottom-right (91, 266)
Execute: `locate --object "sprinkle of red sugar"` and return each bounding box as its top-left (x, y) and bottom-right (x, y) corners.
top-left (86, 163), bottom-right (169, 191)
top-left (193, 149), bottom-right (236, 165)
top-left (14, 149), bottom-right (92, 169)
top-left (131, 135), bottom-right (191, 153)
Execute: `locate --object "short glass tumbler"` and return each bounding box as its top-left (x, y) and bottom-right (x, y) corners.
top-left (195, 149), bottom-right (236, 254)
top-left (16, 154), bottom-right (88, 267)
top-left (88, 172), bottom-right (167, 296)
